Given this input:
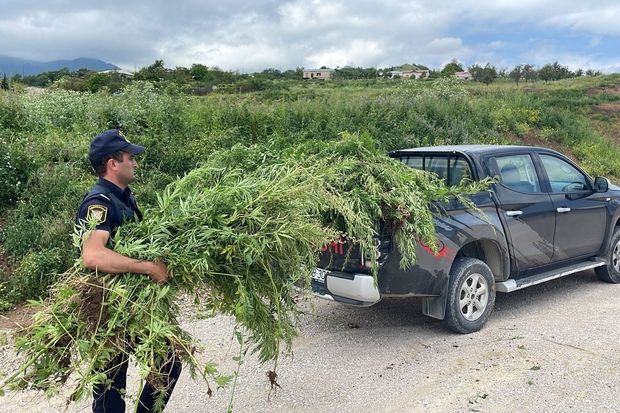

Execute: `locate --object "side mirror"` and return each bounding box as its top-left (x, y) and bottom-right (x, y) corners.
top-left (594, 176), bottom-right (609, 193)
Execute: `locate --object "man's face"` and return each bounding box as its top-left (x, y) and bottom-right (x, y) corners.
top-left (111, 152), bottom-right (138, 186)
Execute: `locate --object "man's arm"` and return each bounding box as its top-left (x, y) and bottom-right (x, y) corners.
top-left (81, 229), bottom-right (169, 284)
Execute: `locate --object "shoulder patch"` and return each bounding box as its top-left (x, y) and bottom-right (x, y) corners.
top-left (87, 204), bottom-right (108, 224)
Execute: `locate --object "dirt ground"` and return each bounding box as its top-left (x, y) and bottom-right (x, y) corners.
top-left (0, 269), bottom-right (618, 413)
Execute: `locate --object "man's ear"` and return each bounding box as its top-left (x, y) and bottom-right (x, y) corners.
top-left (106, 157), bottom-right (117, 171)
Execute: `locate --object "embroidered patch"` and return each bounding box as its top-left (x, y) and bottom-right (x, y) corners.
top-left (87, 204), bottom-right (108, 224)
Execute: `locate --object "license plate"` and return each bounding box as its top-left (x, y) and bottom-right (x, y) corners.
top-left (312, 268), bottom-right (328, 283)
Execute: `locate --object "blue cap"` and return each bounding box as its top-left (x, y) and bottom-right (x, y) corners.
top-left (89, 129), bottom-right (145, 165)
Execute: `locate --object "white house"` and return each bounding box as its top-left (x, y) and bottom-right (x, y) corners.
top-left (403, 69), bottom-right (429, 79)
top-left (454, 71), bottom-right (472, 80)
top-left (303, 69), bottom-right (334, 80)
top-left (388, 69), bottom-right (429, 79)
top-left (98, 69), bottom-right (134, 76)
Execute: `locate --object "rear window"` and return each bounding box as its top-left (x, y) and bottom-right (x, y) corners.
top-left (400, 154), bottom-right (472, 186)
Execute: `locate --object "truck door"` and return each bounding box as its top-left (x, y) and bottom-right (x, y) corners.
top-left (490, 154), bottom-right (555, 272)
top-left (538, 154), bottom-right (607, 261)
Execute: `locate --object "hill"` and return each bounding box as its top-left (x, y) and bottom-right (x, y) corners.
top-left (0, 56), bottom-right (118, 76)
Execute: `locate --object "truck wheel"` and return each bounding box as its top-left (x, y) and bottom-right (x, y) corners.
top-left (595, 229), bottom-right (620, 283)
top-left (442, 257), bottom-right (496, 334)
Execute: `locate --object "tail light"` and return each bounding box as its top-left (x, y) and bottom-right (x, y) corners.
top-left (321, 240), bottom-right (345, 255)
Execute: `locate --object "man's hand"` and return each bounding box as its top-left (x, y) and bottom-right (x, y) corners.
top-left (146, 261), bottom-right (169, 284)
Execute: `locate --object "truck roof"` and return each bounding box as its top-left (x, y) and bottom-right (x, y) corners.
top-left (390, 144), bottom-right (564, 158)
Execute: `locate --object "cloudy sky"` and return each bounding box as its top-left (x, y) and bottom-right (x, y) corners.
top-left (1, 0), bottom-right (619, 73)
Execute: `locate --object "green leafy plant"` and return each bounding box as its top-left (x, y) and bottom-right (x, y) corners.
top-left (2, 135), bottom-right (489, 410)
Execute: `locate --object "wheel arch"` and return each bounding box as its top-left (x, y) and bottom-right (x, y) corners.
top-left (454, 239), bottom-right (508, 282)
top-left (422, 238), bottom-right (507, 321)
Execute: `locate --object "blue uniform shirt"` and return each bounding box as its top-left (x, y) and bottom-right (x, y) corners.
top-left (76, 178), bottom-right (142, 237)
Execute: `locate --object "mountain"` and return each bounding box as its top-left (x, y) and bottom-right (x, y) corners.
top-left (0, 56), bottom-right (119, 76)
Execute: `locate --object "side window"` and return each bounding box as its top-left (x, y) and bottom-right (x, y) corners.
top-left (540, 154), bottom-right (589, 192)
top-left (400, 155), bottom-right (472, 186)
top-left (404, 156), bottom-right (423, 170)
top-left (426, 156), bottom-right (448, 181)
top-left (494, 154), bottom-right (541, 193)
top-left (449, 157), bottom-right (472, 186)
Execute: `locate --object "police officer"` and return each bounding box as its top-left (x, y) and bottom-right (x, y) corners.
top-left (76, 129), bottom-right (181, 412)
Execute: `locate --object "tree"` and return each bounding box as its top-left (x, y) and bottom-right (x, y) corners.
top-left (1, 74), bottom-right (8, 90)
top-left (469, 63), bottom-right (497, 85)
top-left (440, 59), bottom-right (464, 77)
top-left (256, 68), bottom-right (284, 80)
top-left (538, 64), bottom-right (554, 83)
top-left (480, 63), bottom-right (497, 85)
top-left (189, 64), bottom-right (210, 81)
top-left (469, 64), bottom-right (483, 82)
top-left (522, 64), bottom-right (537, 83)
top-left (334, 66), bottom-right (378, 80)
top-left (171, 66), bottom-right (193, 84)
top-left (509, 64), bottom-right (523, 85)
top-left (84, 72), bottom-right (109, 92)
top-left (134, 60), bottom-right (169, 82)
top-left (75, 68), bottom-right (92, 78)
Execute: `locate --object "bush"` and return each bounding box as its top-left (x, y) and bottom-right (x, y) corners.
top-left (2, 163), bottom-right (90, 258)
top-left (0, 249), bottom-right (65, 305)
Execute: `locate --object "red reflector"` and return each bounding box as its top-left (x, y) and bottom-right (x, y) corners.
top-left (321, 240), bottom-right (345, 255)
top-left (419, 240), bottom-right (447, 257)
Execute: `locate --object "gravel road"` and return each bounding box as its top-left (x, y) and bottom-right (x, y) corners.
top-left (1, 269), bottom-right (619, 413)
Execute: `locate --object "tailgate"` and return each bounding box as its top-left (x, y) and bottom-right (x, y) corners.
top-left (316, 234), bottom-right (392, 274)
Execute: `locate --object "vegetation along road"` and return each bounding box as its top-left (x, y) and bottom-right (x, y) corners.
top-left (1, 269), bottom-right (618, 413)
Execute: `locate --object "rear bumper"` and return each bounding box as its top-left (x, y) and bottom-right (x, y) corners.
top-left (311, 270), bottom-right (381, 307)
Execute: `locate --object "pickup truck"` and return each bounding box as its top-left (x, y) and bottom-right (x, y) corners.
top-left (312, 145), bottom-right (620, 333)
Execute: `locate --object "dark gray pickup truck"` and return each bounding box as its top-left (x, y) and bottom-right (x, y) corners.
top-left (312, 145), bottom-right (620, 333)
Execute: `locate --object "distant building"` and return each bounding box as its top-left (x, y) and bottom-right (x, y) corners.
top-left (403, 69), bottom-right (429, 79)
top-left (303, 69), bottom-right (334, 80)
top-left (98, 69), bottom-right (134, 77)
top-left (454, 71), bottom-right (472, 80)
top-left (388, 69), bottom-right (429, 79)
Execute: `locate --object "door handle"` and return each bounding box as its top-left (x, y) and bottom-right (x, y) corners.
top-left (557, 207), bottom-right (571, 213)
top-left (506, 210), bottom-right (523, 217)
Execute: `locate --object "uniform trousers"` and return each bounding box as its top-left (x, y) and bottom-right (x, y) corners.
top-left (92, 350), bottom-right (182, 413)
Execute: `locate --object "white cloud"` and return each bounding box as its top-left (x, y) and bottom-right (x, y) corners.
top-left (544, 6), bottom-right (620, 36)
top-left (422, 38), bottom-right (464, 55)
top-left (0, 1), bottom-right (619, 72)
top-left (168, 41), bottom-right (292, 72)
top-left (305, 40), bottom-right (385, 68)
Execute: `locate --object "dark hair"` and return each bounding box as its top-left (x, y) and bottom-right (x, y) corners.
top-left (92, 151), bottom-right (125, 176)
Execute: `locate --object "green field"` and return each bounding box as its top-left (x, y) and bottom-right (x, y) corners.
top-left (1, 75), bottom-right (620, 309)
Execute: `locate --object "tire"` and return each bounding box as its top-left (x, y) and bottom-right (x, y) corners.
top-left (442, 257), bottom-right (496, 334)
top-left (595, 229), bottom-right (620, 283)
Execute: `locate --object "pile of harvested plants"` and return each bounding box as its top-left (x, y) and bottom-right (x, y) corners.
top-left (1, 135), bottom-right (490, 410)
